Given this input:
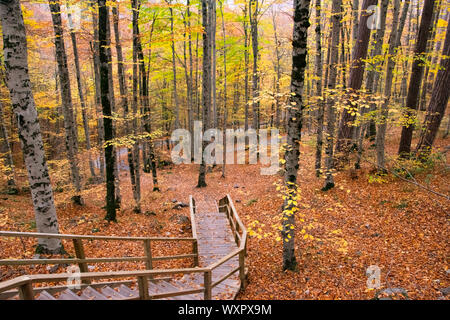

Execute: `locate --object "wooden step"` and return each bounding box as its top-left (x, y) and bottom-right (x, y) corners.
top-left (100, 286), bottom-right (128, 300)
top-left (37, 290), bottom-right (56, 300)
top-left (117, 284), bottom-right (138, 299)
top-left (79, 286), bottom-right (108, 300)
top-left (58, 289), bottom-right (81, 300)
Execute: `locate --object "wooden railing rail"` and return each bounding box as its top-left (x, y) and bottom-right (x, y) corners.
top-left (0, 268), bottom-right (209, 300)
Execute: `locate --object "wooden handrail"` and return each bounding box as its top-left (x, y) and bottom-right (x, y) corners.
top-left (0, 231), bottom-right (196, 242)
top-left (0, 268), bottom-right (209, 293)
top-left (0, 195), bottom-right (247, 300)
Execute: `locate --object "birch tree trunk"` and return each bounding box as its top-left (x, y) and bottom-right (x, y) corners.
top-left (167, 1), bottom-right (180, 129)
top-left (282, 0), bottom-right (311, 271)
top-left (0, 0), bottom-right (63, 253)
top-left (49, 0), bottom-right (83, 205)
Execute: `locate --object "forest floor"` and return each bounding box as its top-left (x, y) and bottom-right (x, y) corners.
top-left (0, 128), bottom-right (449, 300)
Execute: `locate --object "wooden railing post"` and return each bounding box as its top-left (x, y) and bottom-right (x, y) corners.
top-left (72, 239), bottom-right (90, 284)
top-left (204, 270), bottom-right (212, 300)
top-left (137, 276), bottom-right (149, 300)
top-left (18, 280), bottom-right (34, 300)
top-left (193, 240), bottom-right (199, 267)
top-left (143, 240), bottom-right (153, 280)
top-left (239, 250), bottom-right (246, 290)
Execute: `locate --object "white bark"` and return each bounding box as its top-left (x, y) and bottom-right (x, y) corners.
top-left (0, 0), bottom-right (62, 253)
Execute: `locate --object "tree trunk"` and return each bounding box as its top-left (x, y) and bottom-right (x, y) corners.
top-left (113, 2), bottom-right (140, 212)
top-left (0, 100), bottom-right (17, 193)
top-left (249, 0), bottom-right (260, 130)
top-left (314, 0), bottom-right (324, 176)
top-left (355, 0), bottom-right (389, 169)
top-left (197, 0), bottom-right (211, 188)
top-left (135, 0), bottom-right (159, 192)
top-left (49, 0), bottom-right (83, 205)
top-left (335, 0), bottom-right (377, 161)
top-left (272, 8), bottom-right (282, 129)
top-left (220, 0), bottom-right (227, 178)
top-left (398, 0), bottom-right (436, 157)
top-left (323, 0), bottom-right (342, 191)
top-left (243, 2), bottom-right (250, 133)
top-left (90, 2), bottom-right (105, 182)
top-left (416, 16), bottom-right (450, 157)
top-left (282, 0), bottom-right (311, 271)
top-left (211, 0), bottom-right (217, 128)
top-left (376, 0), bottom-right (407, 171)
top-left (0, 0), bottom-right (63, 253)
top-left (167, 1), bottom-right (180, 130)
top-left (67, 8), bottom-right (96, 180)
top-left (104, 5), bottom-right (121, 205)
top-left (98, 0), bottom-right (117, 221)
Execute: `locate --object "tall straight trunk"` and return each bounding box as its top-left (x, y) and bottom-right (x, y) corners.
top-left (168, 2), bottom-right (180, 129)
top-left (243, 2), bottom-right (250, 133)
top-left (416, 17), bottom-right (450, 157)
top-left (131, 0), bottom-right (142, 212)
top-left (90, 2), bottom-right (105, 181)
top-left (67, 9), bottom-right (96, 180)
top-left (220, 0), bottom-right (227, 178)
top-left (104, 5), bottom-right (121, 205)
top-left (351, 0), bottom-right (359, 56)
top-left (376, 0), bottom-right (407, 170)
top-left (197, 0), bottom-right (211, 188)
top-left (354, 0), bottom-right (389, 168)
top-left (113, 2), bottom-right (140, 212)
top-left (282, 0), bottom-right (311, 271)
top-left (98, 0), bottom-right (116, 222)
top-left (211, 0), bottom-right (217, 128)
top-left (272, 8), bottom-right (282, 128)
top-left (249, 0), bottom-right (260, 130)
top-left (323, 0), bottom-right (342, 190)
top-left (314, 0), bottom-right (324, 176)
top-left (419, 2), bottom-right (442, 111)
top-left (0, 0), bottom-right (63, 253)
top-left (398, 0), bottom-right (436, 157)
top-left (185, 0), bottom-right (194, 159)
top-left (0, 101), bottom-right (17, 192)
top-left (135, 0), bottom-right (159, 191)
top-left (49, 0), bottom-right (83, 205)
top-left (335, 0), bottom-right (377, 159)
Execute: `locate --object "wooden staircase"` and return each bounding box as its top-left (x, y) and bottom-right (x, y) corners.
top-left (0, 195), bottom-right (247, 300)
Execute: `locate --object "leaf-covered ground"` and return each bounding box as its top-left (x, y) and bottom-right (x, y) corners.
top-left (0, 131), bottom-right (448, 299)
